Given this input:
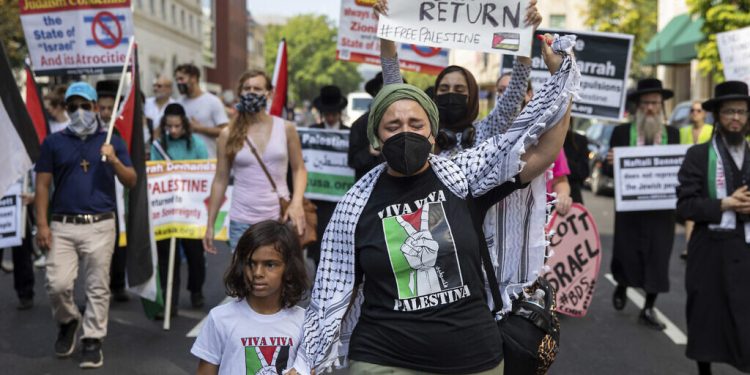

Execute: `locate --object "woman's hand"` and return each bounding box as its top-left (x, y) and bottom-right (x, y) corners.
top-left (525, 0), bottom-right (542, 32)
top-left (539, 33), bottom-right (564, 75)
top-left (373, 0), bottom-right (388, 19)
top-left (555, 194), bottom-right (573, 216)
top-left (203, 226), bottom-right (217, 255)
top-left (283, 201), bottom-right (307, 237)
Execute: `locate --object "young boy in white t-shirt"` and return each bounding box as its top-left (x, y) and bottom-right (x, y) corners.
top-left (191, 221), bottom-right (309, 375)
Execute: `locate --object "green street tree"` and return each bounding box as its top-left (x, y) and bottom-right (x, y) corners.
top-left (264, 15), bottom-right (361, 103)
top-left (402, 71), bottom-right (436, 91)
top-left (687, 0), bottom-right (750, 82)
top-left (0, 0), bottom-right (28, 69)
top-left (583, 0), bottom-right (657, 78)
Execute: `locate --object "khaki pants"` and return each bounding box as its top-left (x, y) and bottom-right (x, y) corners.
top-left (350, 360), bottom-right (504, 375)
top-left (46, 218), bottom-right (116, 339)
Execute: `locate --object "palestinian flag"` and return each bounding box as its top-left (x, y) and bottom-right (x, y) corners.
top-left (269, 39), bottom-right (287, 117)
top-left (0, 41), bottom-right (40, 196)
top-left (24, 62), bottom-right (48, 144)
top-left (118, 45), bottom-right (163, 319)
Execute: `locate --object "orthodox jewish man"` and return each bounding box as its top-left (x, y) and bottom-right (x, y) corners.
top-left (676, 81), bottom-right (750, 375)
top-left (603, 78), bottom-right (679, 330)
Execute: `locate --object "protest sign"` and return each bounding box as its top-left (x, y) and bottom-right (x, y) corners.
top-left (377, 0), bottom-right (533, 57)
top-left (0, 182), bottom-right (23, 248)
top-left (500, 29), bottom-right (633, 121)
top-left (717, 26), bottom-right (750, 87)
top-left (614, 144), bottom-right (689, 212)
top-left (544, 204), bottom-right (601, 317)
top-left (337, 0), bottom-right (449, 74)
top-left (19, 0), bottom-right (134, 76)
top-left (298, 128), bottom-right (356, 202)
top-left (146, 160), bottom-right (231, 241)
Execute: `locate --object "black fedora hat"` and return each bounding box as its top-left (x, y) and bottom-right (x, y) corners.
top-left (365, 73), bottom-right (384, 98)
top-left (313, 85), bottom-right (347, 113)
top-left (627, 78), bottom-right (674, 103)
top-left (96, 80), bottom-right (119, 99)
top-left (702, 81), bottom-right (750, 111)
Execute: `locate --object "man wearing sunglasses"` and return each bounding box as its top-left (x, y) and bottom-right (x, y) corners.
top-left (33, 81), bottom-right (137, 369)
top-left (145, 76), bottom-right (175, 131)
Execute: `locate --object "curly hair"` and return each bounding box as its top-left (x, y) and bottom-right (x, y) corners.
top-left (223, 220), bottom-right (308, 308)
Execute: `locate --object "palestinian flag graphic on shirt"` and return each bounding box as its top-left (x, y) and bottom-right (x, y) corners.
top-left (243, 338), bottom-right (291, 375)
top-left (382, 201), bottom-right (468, 311)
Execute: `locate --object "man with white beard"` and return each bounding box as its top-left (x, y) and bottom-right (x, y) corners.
top-left (603, 78), bottom-right (679, 330)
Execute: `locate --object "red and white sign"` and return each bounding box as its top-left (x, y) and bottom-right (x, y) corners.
top-left (19, 0), bottom-right (134, 76)
top-left (544, 204), bottom-right (602, 317)
top-left (336, 0), bottom-right (448, 75)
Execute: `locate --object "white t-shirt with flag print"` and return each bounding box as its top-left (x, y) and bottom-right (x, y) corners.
top-left (191, 300), bottom-right (305, 375)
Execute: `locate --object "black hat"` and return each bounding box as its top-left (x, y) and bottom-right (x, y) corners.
top-left (163, 103), bottom-right (186, 117)
top-left (626, 78), bottom-right (674, 103)
top-left (702, 81), bottom-right (750, 111)
top-left (313, 85), bottom-right (347, 113)
top-left (365, 73), bottom-right (384, 98)
top-left (96, 80), bottom-right (119, 99)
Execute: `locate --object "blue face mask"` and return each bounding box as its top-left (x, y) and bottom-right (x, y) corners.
top-left (67, 109), bottom-right (99, 138)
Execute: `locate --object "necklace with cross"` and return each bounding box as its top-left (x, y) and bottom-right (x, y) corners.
top-left (80, 159), bottom-right (90, 173)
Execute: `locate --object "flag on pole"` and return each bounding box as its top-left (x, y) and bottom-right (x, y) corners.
top-left (0, 41), bottom-right (40, 196)
top-left (269, 39), bottom-right (288, 117)
top-left (119, 44), bottom-right (163, 319)
top-left (24, 62), bottom-right (48, 144)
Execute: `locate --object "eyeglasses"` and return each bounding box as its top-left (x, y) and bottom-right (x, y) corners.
top-left (66, 102), bottom-right (93, 113)
top-left (690, 108), bottom-right (703, 113)
top-left (720, 109), bottom-right (749, 117)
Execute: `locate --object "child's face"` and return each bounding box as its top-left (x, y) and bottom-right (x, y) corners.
top-left (245, 245), bottom-right (286, 301)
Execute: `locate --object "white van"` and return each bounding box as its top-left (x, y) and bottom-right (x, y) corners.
top-left (345, 92), bottom-right (373, 123)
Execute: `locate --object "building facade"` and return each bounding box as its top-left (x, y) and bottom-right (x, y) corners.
top-left (247, 11), bottom-right (265, 71)
top-left (205, 0), bottom-right (247, 94)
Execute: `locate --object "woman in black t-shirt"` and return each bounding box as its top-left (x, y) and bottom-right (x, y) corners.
top-left (291, 35), bottom-right (579, 375)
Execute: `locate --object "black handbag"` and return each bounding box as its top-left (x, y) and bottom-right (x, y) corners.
top-left (479, 235), bottom-right (560, 374)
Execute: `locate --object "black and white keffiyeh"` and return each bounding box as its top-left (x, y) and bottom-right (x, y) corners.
top-left (292, 36), bottom-right (581, 374)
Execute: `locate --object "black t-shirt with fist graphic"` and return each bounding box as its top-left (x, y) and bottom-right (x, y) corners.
top-left (349, 167), bottom-right (525, 373)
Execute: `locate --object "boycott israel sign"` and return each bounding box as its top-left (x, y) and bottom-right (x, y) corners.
top-left (717, 26), bottom-right (750, 87)
top-left (377, 0), bottom-right (533, 57)
top-left (337, 0), bottom-right (449, 74)
top-left (298, 128), bottom-right (356, 202)
top-left (544, 204), bottom-right (601, 317)
top-left (19, 0), bottom-right (134, 75)
top-left (0, 182), bottom-right (23, 248)
top-left (614, 144), bottom-right (689, 212)
top-left (501, 29), bottom-right (633, 121)
top-left (147, 160), bottom-right (231, 241)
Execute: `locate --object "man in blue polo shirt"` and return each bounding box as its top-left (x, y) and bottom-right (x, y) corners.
top-left (34, 82), bottom-right (136, 369)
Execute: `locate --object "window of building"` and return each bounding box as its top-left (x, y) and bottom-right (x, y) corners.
top-left (160, 0), bottom-right (165, 19)
top-left (171, 4), bottom-right (176, 24)
top-left (181, 9), bottom-right (185, 30)
top-left (549, 14), bottom-right (566, 29)
top-left (149, 0), bottom-right (155, 13)
top-left (136, 0), bottom-right (143, 9)
top-left (189, 14), bottom-right (194, 34)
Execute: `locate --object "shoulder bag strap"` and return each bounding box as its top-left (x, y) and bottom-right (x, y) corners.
top-left (479, 235), bottom-right (505, 315)
top-left (244, 137), bottom-right (279, 193)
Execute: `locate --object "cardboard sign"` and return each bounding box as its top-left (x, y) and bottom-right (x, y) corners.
top-left (19, 0), bottom-right (134, 75)
top-left (613, 144), bottom-right (689, 212)
top-left (500, 29), bottom-right (633, 121)
top-left (377, 0), bottom-right (533, 56)
top-left (337, 0), bottom-right (449, 74)
top-left (717, 26), bottom-right (750, 87)
top-left (0, 182), bottom-right (23, 248)
top-left (544, 203), bottom-right (601, 317)
top-left (298, 128), bottom-right (356, 202)
top-left (146, 160), bottom-right (231, 241)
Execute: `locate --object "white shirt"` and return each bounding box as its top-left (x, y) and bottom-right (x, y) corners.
top-left (144, 96), bottom-right (175, 130)
top-left (179, 92), bottom-right (229, 158)
top-left (191, 300), bottom-right (305, 375)
top-left (49, 118), bottom-right (70, 134)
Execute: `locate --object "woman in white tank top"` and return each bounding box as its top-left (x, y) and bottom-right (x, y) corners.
top-left (204, 70), bottom-right (308, 252)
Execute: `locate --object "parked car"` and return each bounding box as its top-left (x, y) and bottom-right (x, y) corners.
top-left (668, 100), bottom-right (714, 129)
top-left (344, 92), bottom-right (372, 124)
top-left (583, 122), bottom-right (616, 196)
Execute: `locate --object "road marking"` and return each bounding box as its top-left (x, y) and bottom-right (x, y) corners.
top-left (186, 296), bottom-right (233, 337)
top-left (604, 273), bottom-right (687, 345)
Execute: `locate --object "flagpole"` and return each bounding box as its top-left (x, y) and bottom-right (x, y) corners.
top-left (163, 236), bottom-right (176, 330)
top-left (101, 39), bottom-right (135, 162)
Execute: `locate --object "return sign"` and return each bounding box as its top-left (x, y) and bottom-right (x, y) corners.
top-left (613, 145), bottom-right (689, 212)
top-left (377, 0), bottom-right (533, 56)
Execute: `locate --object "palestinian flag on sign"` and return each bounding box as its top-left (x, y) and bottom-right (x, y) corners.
top-left (0, 41), bottom-right (40, 196)
top-left (117, 44), bottom-right (163, 319)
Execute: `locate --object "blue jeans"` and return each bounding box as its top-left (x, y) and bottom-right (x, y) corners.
top-left (229, 220), bottom-right (252, 252)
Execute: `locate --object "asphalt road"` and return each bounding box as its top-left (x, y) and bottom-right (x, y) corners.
top-left (0, 191), bottom-right (745, 374)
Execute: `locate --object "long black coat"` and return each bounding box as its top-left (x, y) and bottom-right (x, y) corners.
top-left (563, 131), bottom-right (589, 204)
top-left (605, 124), bottom-right (680, 293)
top-left (676, 142), bottom-right (750, 372)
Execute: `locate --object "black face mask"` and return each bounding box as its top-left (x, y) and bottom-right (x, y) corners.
top-left (381, 132), bottom-right (432, 176)
top-left (435, 93), bottom-right (468, 128)
top-left (177, 83), bottom-right (189, 95)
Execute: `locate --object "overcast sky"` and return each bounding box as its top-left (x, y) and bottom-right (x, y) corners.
top-left (248, 0), bottom-right (341, 23)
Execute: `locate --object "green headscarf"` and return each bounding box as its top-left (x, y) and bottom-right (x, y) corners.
top-left (367, 83), bottom-right (439, 150)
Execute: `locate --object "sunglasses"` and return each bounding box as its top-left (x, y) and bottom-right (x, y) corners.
top-left (66, 102), bottom-right (93, 113)
top-left (689, 108), bottom-right (703, 113)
